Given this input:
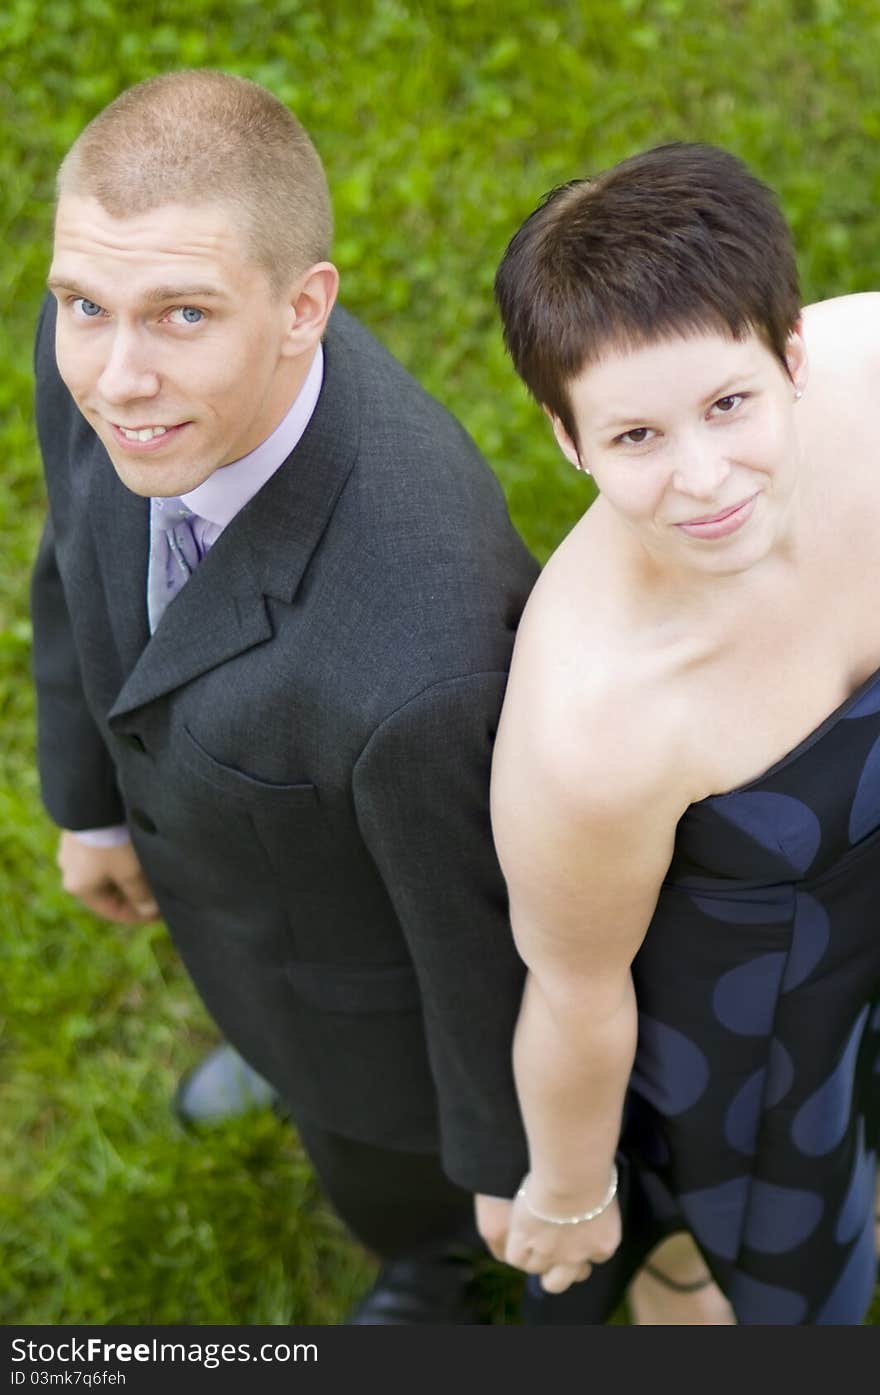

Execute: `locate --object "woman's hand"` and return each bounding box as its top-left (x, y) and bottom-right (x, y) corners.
top-left (504, 1177), bottom-right (622, 1294)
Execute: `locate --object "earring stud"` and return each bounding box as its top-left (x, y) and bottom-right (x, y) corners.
top-left (794, 388), bottom-right (803, 400)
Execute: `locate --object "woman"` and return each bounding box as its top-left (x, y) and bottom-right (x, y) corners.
top-left (483, 143), bottom-right (880, 1325)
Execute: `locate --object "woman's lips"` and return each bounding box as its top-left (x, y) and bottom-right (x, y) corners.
top-left (674, 493), bottom-right (758, 540)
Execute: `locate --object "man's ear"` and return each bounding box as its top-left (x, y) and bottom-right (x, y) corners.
top-left (785, 317), bottom-right (809, 397)
top-left (280, 262), bottom-right (340, 357)
top-left (544, 405), bottom-right (583, 469)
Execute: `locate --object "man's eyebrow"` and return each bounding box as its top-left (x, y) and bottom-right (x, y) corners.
top-left (46, 278), bottom-right (229, 303)
top-left (47, 277), bottom-right (95, 296)
top-left (141, 285), bottom-right (230, 304)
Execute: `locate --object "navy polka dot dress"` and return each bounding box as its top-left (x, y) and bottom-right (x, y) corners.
top-left (530, 670), bottom-right (880, 1325)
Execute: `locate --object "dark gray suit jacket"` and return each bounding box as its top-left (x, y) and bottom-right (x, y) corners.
top-left (31, 297), bottom-right (539, 1194)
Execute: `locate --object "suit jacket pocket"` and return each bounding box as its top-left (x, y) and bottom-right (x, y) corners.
top-left (178, 725), bottom-right (318, 804)
top-left (285, 960), bottom-right (421, 1014)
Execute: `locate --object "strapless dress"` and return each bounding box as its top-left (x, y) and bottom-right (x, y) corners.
top-left (623, 662), bottom-right (880, 1323)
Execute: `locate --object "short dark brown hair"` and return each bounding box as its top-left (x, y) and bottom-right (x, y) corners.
top-left (494, 142), bottom-right (801, 447)
top-left (57, 70), bottom-right (332, 294)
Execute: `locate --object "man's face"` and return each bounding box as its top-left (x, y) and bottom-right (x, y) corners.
top-left (49, 196), bottom-right (301, 497)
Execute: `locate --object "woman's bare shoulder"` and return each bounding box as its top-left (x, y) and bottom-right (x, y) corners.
top-left (800, 295), bottom-right (880, 454)
top-left (497, 598), bottom-right (695, 828)
top-left (508, 504), bottom-right (622, 668)
top-left (491, 616), bottom-right (694, 965)
top-left (802, 293), bottom-right (880, 357)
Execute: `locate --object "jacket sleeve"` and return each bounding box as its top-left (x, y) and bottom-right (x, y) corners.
top-left (352, 671), bottom-right (528, 1196)
top-left (30, 503), bottom-right (125, 831)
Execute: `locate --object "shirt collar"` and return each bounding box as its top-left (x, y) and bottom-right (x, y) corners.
top-left (180, 343), bottom-right (324, 528)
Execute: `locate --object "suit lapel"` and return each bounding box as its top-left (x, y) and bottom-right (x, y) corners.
top-left (108, 313), bottom-right (361, 719)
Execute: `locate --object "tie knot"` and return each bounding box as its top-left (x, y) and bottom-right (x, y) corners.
top-left (153, 497), bottom-right (195, 531)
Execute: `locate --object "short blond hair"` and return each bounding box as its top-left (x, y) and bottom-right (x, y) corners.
top-left (57, 69), bottom-right (333, 292)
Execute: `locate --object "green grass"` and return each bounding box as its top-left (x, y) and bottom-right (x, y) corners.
top-left (2, 0), bottom-right (878, 1325)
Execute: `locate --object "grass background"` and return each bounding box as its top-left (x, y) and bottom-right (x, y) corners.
top-left (2, 0), bottom-right (879, 1325)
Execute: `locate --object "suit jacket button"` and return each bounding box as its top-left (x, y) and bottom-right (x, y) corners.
top-left (124, 733), bottom-right (146, 752)
top-left (130, 808), bottom-right (157, 834)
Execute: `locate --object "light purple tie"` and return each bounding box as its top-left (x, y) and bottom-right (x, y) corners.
top-left (146, 497), bottom-right (204, 633)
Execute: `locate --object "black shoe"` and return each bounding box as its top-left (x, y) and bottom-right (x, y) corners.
top-left (346, 1252), bottom-right (485, 1325)
top-left (173, 1043), bottom-right (282, 1127)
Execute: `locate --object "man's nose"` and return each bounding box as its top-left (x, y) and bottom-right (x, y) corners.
top-left (96, 328), bottom-right (160, 405)
top-left (671, 433), bottom-right (730, 498)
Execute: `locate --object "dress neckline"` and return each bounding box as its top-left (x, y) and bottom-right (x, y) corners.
top-left (695, 657), bottom-right (880, 808)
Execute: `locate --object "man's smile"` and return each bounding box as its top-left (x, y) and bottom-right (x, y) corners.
top-left (108, 419), bottom-right (190, 451)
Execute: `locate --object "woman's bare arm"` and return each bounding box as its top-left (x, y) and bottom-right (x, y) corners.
top-left (489, 681), bottom-right (689, 1291)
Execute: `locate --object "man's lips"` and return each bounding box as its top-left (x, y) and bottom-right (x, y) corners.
top-left (108, 420), bottom-right (189, 451)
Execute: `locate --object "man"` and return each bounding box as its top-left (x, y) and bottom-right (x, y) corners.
top-left (31, 70), bottom-right (538, 1323)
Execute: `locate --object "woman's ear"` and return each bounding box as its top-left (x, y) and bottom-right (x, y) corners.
top-left (785, 318), bottom-right (809, 398)
top-left (545, 406), bottom-right (589, 474)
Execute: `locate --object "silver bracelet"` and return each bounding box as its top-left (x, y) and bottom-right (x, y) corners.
top-left (516, 1163), bottom-right (619, 1225)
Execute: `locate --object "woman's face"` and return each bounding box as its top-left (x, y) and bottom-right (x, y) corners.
top-left (555, 327), bottom-right (808, 577)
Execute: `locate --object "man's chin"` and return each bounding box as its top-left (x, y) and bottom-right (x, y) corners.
top-left (108, 457), bottom-right (200, 499)
top-left (93, 421), bottom-right (205, 497)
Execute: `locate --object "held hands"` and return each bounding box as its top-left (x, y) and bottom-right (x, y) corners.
top-left (475, 1171), bottom-right (622, 1294)
top-left (58, 831), bottom-right (160, 923)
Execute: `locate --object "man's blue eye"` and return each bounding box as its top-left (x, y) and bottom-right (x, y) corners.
top-left (79, 299), bottom-right (102, 317)
top-left (180, 307), bottom-right (203, 324)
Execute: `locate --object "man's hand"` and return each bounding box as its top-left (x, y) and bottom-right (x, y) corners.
top-left (475, 1193), bottom-right (514, 1261)
top-left (58, 831), bottom-right (160, 923)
